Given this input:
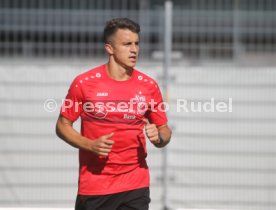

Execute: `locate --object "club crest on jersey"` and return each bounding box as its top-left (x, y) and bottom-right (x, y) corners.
top-left (131, 94), bottom-right (146, 103)
top-left (130, 94), bottom-right (147, 115)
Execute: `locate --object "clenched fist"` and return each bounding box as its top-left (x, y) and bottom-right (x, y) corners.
top-left (89, 133), bottom-right (114, 156)
top-left (143, 119), bottom-right (161, 146)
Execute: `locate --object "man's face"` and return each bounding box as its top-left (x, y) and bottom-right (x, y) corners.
top-left (107, 29), bottom-right (139, 69)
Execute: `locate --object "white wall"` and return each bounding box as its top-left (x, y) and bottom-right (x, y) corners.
top-left (0, 59), bottom-right (276, 210)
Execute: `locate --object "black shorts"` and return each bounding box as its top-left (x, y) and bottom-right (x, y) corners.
top-left (75, 187), bottom-right (150, 210)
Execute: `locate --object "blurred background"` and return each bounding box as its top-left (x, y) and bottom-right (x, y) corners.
top-left (0, 0), bottom-right (276, 210)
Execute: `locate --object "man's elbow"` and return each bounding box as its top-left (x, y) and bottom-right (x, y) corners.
top-left (55, 115), bottom-right (74, 140)
top-left (55, 116), bottom-right (67, 140)
top-left (55, 119), bottom-right (62, 139)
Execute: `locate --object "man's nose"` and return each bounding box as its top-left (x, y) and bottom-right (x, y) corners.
top-left (130, 44), bottom-right (138, 53)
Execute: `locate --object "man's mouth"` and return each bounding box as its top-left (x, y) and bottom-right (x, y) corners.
top-left (129, 56), bottom-right (136, 61)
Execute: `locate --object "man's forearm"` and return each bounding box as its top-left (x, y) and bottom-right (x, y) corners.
top-left (56, 116), bottom-right (90, 151)
top-left (156, 125), bottom-right (172, 148)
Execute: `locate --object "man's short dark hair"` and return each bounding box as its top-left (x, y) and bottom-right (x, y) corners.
top-left (103, 18), bottom-right (140, 44)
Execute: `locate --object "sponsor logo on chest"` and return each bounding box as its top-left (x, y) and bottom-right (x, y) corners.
top-left (96, 92), bottom-right (109, 97)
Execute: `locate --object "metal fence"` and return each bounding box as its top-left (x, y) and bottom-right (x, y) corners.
top-left (0, 0), bottom-right (275, 62)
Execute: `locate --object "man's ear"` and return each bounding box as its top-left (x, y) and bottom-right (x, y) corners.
top-left (104, 43), bottom-right (113, 55)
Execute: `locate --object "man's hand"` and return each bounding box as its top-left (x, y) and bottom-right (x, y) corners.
top-left (143, 119), bottom-right (161, 146)
top-left (89, 133), bottom-right (114, 156)
top-left (143, 119), bottom-right (172, 148)
top-left (56, 115), bottom-right (115, 156)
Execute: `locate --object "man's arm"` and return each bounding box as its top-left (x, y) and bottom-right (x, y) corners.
top-left (56, 115), bottom-right (114, 156)
top-left (156, 124), bottom-right (172, 148)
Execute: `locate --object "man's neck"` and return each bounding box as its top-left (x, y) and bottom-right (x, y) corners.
top-left (106, 59), bottom-right (133, 81)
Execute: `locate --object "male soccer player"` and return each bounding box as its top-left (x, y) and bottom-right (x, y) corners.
top-left (56, 18), bottom-right (172, 210)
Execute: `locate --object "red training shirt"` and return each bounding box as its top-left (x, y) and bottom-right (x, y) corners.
top-left (60, 64), bottom-right (167, 195)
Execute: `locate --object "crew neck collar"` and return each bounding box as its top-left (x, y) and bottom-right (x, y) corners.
top-left (103, 64), bottom-right (136, 83)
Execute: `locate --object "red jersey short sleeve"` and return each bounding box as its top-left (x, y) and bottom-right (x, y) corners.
top-left (59, 65), bottom-right (168, 195)
top-left (146, 84), bottom-right (168, 126)
top-left (60, 76), bottom-right (84, 122)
